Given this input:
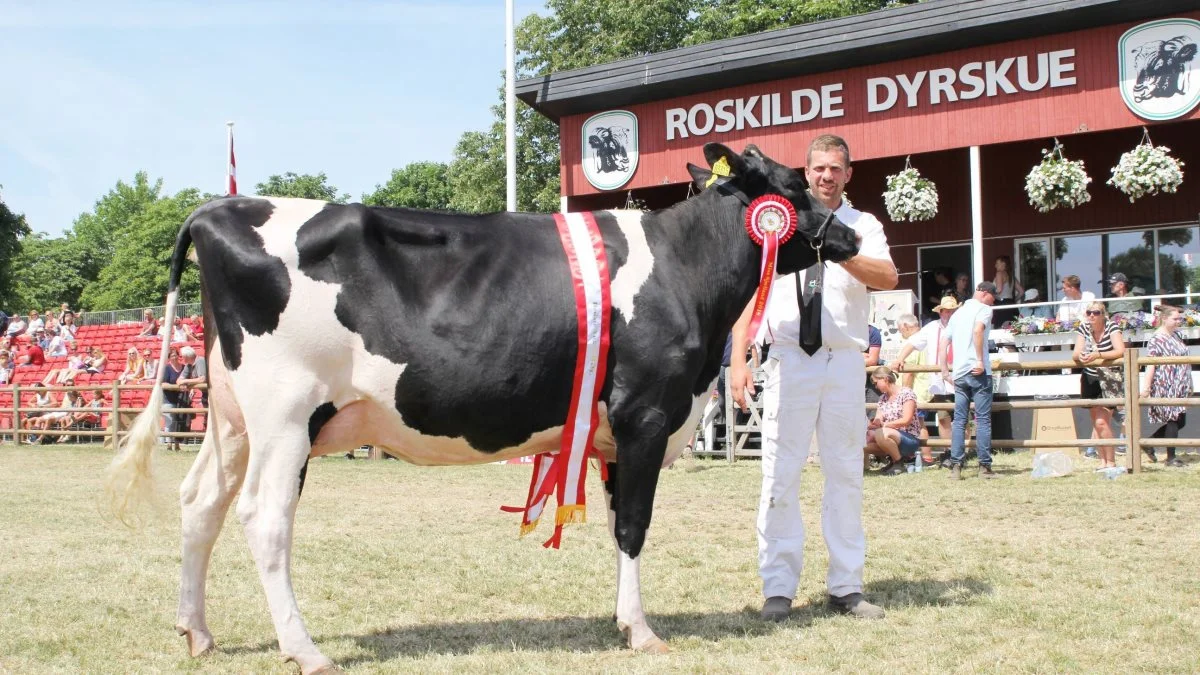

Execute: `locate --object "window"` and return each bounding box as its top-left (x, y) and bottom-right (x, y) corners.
top-left (1157, 226), bottom-right (1200, 295)
top-left (1105, 231), bottom-right (1153, 294)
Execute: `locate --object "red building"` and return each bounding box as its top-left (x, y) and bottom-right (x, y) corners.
top-left (518, 0), bottom-right (1200, 316)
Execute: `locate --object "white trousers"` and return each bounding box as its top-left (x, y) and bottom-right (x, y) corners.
top-left (758, 345), bottom-right (867, 600)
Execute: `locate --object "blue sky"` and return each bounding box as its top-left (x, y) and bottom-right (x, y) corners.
top-left (0, 0), bottom-right (544, 236)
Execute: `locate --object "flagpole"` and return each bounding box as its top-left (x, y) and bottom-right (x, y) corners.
top-left (505, 0), bottom-right (516, 212)
top-left (226, 121), bottom-right (237, 196)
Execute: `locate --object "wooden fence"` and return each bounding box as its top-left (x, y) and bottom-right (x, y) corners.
top-left (714, 347), bottom-right (1200, 474)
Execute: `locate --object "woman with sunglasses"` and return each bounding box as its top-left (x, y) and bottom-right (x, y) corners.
top-left (1072, 301), bottom-right (1126, 469)
top-left (1140, 304), bottom-right (1191, 468)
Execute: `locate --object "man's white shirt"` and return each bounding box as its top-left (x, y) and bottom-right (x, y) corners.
top-left (904, 318), bottom-right (952, 395)
top-left (762, 202), bottom-right (892, 351)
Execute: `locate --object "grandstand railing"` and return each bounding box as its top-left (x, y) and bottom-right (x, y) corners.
top-left (0, 382), bottom-right (207, 446)
top-left (77, 303), bottom-right (203, 327)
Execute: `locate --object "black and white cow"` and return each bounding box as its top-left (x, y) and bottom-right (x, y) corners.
top-left (107, 143), bottom-right (859, 674)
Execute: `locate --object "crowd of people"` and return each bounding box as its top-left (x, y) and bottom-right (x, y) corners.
top-left (0, 304), bottom-right (207, 444)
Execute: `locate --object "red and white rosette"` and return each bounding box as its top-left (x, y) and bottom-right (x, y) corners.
top-left (743, 194), bottom-right (798, 341)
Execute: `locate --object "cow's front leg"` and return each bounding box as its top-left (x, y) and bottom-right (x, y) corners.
top-left (609, 406), bottom-right (671, 654)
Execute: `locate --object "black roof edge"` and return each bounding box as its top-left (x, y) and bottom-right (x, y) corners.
top-left (516, 0), bottom-right (1196, 122)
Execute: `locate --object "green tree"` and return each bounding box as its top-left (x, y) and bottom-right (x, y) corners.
top-left (0, 186), bottom-right (32, 311)
top-left (71, 172), bottom-right (162, 285)
top-left (79, 189), bottom-right (207, 310)
top-left (362, 162), bottom-right (453, 209)
top-left (255, 172), bottom-right (350, 203)
top-left (10, 235), bottom-right (90, 313)
top-left (688, 0), bottom-right (919, 44)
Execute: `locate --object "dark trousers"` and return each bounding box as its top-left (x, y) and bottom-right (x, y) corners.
top-left (1150, 413), bottom-right (1186, 460)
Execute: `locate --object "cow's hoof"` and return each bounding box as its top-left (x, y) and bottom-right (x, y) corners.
top-left (635, 636), bottom-right (671, 654)
top-left (176, 625), bottom-right (215, 658)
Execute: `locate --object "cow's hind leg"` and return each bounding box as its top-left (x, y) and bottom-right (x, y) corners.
top-left (237, 423), bottom-right (336, 674)
top-left (176, 345), bottom-right (250, 657)
top-left (609, 406), bottom-right (671, 653)
top-left (175, 420), bottom-right (249, 656)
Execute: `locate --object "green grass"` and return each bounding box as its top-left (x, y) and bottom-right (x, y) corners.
top-left (1, 445), bottom-right (1199, 673)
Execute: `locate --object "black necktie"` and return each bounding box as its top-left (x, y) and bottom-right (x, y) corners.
top-left (797, 263), bottom-right (823, 356)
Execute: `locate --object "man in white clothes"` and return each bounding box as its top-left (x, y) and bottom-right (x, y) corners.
top-left (1055, 274), bottom-right (1094, 324)
top-left (889, 295), bottom-right (959, 440)
top-left (730, 134), bottom-right (898, 622)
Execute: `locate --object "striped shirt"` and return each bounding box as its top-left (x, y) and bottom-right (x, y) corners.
top-left (1077, 320), bottom-right (1120, 377)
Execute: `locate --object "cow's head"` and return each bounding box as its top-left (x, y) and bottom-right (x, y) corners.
top-left (686, 143), bottom-right (859, 274)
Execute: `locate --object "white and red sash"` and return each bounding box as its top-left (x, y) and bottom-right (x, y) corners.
top-left (502, 211), bottom-right (611, 548)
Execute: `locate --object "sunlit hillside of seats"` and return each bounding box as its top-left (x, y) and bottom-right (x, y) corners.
top-left (0, 317), bottom-right (205, 433)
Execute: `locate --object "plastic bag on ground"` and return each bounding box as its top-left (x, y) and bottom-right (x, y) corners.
top-left (1031, 451), bottom-right (1073, 479)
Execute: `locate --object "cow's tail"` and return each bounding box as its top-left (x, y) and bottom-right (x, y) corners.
top-left (105, 209), bottom-right (198, 526)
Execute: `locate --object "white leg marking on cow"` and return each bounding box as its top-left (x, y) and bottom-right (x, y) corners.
top-left (605, 483), bottom-right (621, 621)
top-left (615, 551), bottom-right (667, 652)
top-left (177, 342), bottom-right (249, 657)
top-left (607, 210), bottom-right (654, 324)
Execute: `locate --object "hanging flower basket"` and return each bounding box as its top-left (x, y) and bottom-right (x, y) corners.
top-left (1107, 129), bottom-right (1185, 203)
top-left (1025, 139), bottom-right (1092, 213)
top-left (883, 159), bottom-right (938, 222)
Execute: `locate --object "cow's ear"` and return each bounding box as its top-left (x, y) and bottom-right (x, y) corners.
top-left (703, 143), bottom-right (747, 176)
top-left (686, 163), bottom-right (716, 192)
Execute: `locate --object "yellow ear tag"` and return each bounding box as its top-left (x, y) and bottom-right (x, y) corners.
top-left (705, 156), bottom-right (731, 188)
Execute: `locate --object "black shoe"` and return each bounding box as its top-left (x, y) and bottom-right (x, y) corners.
top-left (1166, 457), bottom-right (1185, 468)
top-left (980, 465), bottom-right (998, 479)
top-left (1146, 450), bottom-right (1158, 463)
top-left (761, 596), bottom-right (792, 622)
top-left (881, 461), bottom-right (905, 476)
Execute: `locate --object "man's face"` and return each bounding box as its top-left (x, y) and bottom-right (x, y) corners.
top-left (804, 148), bottom-right (852, 208)
top-left (900, 324), bottom-right (918, 339)
top-left (1061, 281), bottom-right (1078, 298)
top-left (1112, 280), bottom-right (1128, 296)
top-left (938, 308), bottom-right (955, 323)
top-left (183, 353), bottom-right (195, 365)
top-left (981, 291), bottom-right (996, 306)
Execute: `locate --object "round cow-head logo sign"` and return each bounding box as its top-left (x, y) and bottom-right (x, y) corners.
top-left (582, 110), bottom-right (638, 190)
top-left (1118, 18), bottom-right (1200, 120)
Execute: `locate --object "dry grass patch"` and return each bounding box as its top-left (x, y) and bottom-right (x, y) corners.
top-left (0, 446), bottom-right (1198, 673)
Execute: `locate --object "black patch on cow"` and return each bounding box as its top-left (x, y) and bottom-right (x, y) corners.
top-left (299, 402), bottom-right (338, 496)
top-left (294, 206), bottom-right (630, 453)
top-left (188, 198), bottom-right (290, 371)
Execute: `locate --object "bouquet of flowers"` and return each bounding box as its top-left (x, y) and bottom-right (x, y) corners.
top-left (883, 161), bottom-right (938, 222)
top-left (1107, 131), bottom-right (1184, 202)
top-left (1008, 315), bottom-right (1077, 335)
top-left (1025, 140), bottom-right (1092, 213)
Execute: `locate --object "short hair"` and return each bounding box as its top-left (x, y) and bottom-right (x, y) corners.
top-left (870, 365), bottom-right (897, 384)
top-left (1155, 304), bottom-right (1182, 319)
top-left (806, 134), bottom-right (851, 166)
top-left (1086, 301), bottom-right (1108, 316)
top-left (1062, 275), bottom-right (1081, 290)
top-left (897, 314), bottom-right (920, 330)
top-left (179, 346), bottom-right (196, 359)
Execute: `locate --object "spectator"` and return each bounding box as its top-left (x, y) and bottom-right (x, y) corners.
top-left (31, 390), bottom-right (81, 443)
top-left (140, 347), bottom-right (158, 382)
top-left (890, 313), bottom-right (935, 466)
top-left (992, 256), bottom-right (1022, 326)
top-left (1072, 301), bottom-right (1126, 470)
top-left (16, 340), bottom-right (45, 367)
top-left (57, 303), bottom-right (72, 325)
top-left (1018, 289), bottom-right (1053, 319)
top-left (161, 348), bottom-right (186, 451)
top-left (188, 314), bottom-right (205, 339)
top-left (925, 269), bottom-right (954, 315)
top-left (891, 297), bottom-right (958, 441)
top-left (44, 345), bottom-right (88, 386)
top-left (61, 389), bottom-right (107, 443)
top-left (1106, 273), bottom-right (1144, 316)
top-left (0, 349), bottom-right (13, 384)
top-left (59, 313), bottom-right (78, 343)
top-left (1055, 275), bottom-right (1095, 324)
top-left (1140, 304), bottom-right (1190, 468)
top-left (939, 281), bottom-right (998, 480)
top-left (48, 346), bottom-right (105, 385)
top-left (160, 316), bottom-right (197, 343)
top-left (5, 315), bottom-right (27, 338)
top-left (863, 324), bottom-right (883, 404)
top-left (21, 384), bottom-right (54, 443)
top-left (864, 366), bottom-right (924, 475)
top-left (26, 311), bottom-right (44, 336)
top-left (138, 309), bottom-right (160, 337)
top-left (118, 347), bottom-right (146, 385)
top-left (177, 345), bottom-right (208, 410)
top-left (951, 272), bottom-right (971, 304)
top-left (44, 329), bottom-right (69, 358)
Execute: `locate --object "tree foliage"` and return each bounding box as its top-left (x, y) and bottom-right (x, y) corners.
top-left (255, 172), bottom-right (350, 203)
top-left (0, 187), bottom-right (32, 312)
top-left (362, 162), bottom-right (453, 209)
top-left (10, 235), bottom-right (90, 313)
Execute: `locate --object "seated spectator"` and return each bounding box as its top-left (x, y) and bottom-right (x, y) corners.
top-left (140, 347), bottom-right (158, 382)
top-left (21, 384), bottom-right (54, 442)
top-left (60, 389), bottom-right (106, 443)
top-left (57, 303), bottom-right (72, 325)
top-left (26, 311), bottom-right (44, 336)
top-left (59, 313), bottom-right (78, 344)
top-left (160, 316), bottom-right (198, 343)
top-left (44, 345), bottom-right (88, 386)
top-left (137, 309), bottom-right (160, 337)
top-left (5, 315), bottom-right (27, 338)
top-left (117, 347), bottom-right (146, 385)
top-left (44, 330), bottom-right (69, 358)
top-left (16, 341), bottom-right (45, 367)
top-left (0, 349), bottom-right (13, 384)
top-left (188, 314), bottom-right (205, 339)
top-left (46, 346), bottom-right (105, 385)
top-left (864, 366), bottom-right (923, 475)
top-left (31, 390), bottom-right (82, 443)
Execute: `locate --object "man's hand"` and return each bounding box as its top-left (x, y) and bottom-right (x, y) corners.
top-left (970, 364), bottom-right (984, 376)
top-left (730, 362), bottom-right (756, 412)
top-left (887, 359), bottom-right (903, 372)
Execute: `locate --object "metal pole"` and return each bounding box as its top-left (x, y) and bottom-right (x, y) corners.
top-left (969, 146), bottom-right (984, 285)
top-left (226, 121), bottom-right (236, 195)
top-left (505, 0), bottom-right (517, 212)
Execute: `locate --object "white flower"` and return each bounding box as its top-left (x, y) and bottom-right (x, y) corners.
top-left (883, 167), bottom-right (938, 222)
top-left (1107, 143), bottom-right (1185, 202)
top-left (1025, 146), bottom-right (1091, 212)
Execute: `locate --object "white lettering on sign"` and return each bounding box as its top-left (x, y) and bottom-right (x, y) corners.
top-left (664, 48), bottom-right (1078, 140)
